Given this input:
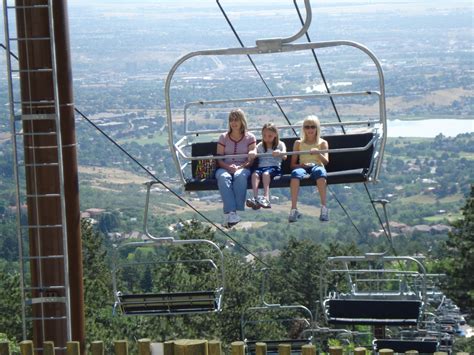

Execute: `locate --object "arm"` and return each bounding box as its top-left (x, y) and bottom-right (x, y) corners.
top-left (216, 142), bottom-right (231, 170)
top-left (241, 141), bottom-right (256, 169)
top-left (290, 140), bottom-right (302, 170)
top-left (318, 139), bottom-right (329, 165)
top-left (273, 141), bottom-right (288, 161)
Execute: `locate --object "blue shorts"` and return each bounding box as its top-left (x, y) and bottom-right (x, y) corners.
top-left (253, 166), bottom-right (282, 178)
top-left (291, 165), bottom-right (327, 181)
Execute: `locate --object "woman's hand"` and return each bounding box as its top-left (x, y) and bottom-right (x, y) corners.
top-left (227, 164), bottom-right (239, 174)
top-left (272, 149), bottom-right (281, 157)
top-left (248, 150), bottom-right (257, 160)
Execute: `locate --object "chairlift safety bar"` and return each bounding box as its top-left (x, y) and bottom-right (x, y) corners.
top-left (175, 134), bottom-right (378, 162)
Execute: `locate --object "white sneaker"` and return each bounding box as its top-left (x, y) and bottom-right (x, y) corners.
top-left (228, 211), bottom-right (241, 226)
top-left (320, 206), bottom-right (329, 222)
top-left (288, 208), bottom-right (302, 223)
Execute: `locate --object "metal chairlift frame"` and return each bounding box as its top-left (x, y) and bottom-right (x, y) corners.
top-left (111, 181), bottom-right (225, 316)
top-left (240, 269), bottom-right (314, 354)
top-left (320, 254), bottom-right (428, 326)
top-left (164, 0), bottom-right (387, 190)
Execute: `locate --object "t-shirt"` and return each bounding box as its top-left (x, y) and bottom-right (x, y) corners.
top-left (257, 141), bottom-right (287, 168)
top-left (217, 132), bottom-right (256, 165)
top-left (298, 140), bottom-right (326, 166)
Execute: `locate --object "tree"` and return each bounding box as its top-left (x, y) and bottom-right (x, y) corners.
top-left (0, 260), bottom-right (22, 341)
top-left (442, 185), bottom-right (473, 316)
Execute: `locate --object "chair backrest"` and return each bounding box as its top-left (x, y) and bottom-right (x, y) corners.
top-left (190, 131), bottom-right (375, 179)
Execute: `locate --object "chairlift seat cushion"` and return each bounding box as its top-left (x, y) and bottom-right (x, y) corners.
top-left (186, 132), bottom-right (376, 191)
top-left (374, 339), bottom-right (438, 353)
top-left (117, 290), bottom-right (220, 315)
top-left (326, 299), bottom-right (421, 325)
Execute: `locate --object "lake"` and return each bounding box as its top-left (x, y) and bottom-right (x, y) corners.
top-left (388, 119), bottom-right (474, 138)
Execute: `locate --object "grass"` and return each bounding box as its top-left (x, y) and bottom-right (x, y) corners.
top-left (459, 152), bottom-right (474, 160)
top-left (401, 194), bottom-right (437, 204)
top-left (424, 213), bottom-right (462, 223)
top-left (400, 193), bottom-right (464, 205)
top-left (119, 132), bottom-right (168, 146)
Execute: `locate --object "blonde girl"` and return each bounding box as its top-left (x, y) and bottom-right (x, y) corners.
top-left (288, 115), bottom-right (329, 222)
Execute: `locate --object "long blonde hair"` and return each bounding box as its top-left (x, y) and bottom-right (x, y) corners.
top-left (301, 115), bottom-right (321, 144)
top-left (228, 108), bottom-right (248, 135)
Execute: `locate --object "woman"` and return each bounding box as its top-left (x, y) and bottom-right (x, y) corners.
top-left (216, 109), bottom-right (256, 227)
top-left (288, 115), bottom-right (329, 222)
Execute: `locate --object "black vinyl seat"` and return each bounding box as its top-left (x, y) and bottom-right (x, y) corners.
top-left (185, 132), bottom-right (376, 191)
top-left (325, 299), bottom-right (422, 325)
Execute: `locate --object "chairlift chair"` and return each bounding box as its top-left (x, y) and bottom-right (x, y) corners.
top-left (164, 0), bottom-right (387, 192)
top-left (240, 269), bottom-right (314, 354)
top-left (111, 181), bottom-right (225, 316)
top-left (321, 254), bottom-right (427, 326)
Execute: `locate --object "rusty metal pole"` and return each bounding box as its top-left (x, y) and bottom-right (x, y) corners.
top-left (52, 1), bottom-right (85, 352)
top-left (15, 0), bottom-right (84, 352)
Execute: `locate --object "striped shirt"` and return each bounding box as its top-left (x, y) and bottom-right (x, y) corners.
top-left (218, 132), bottom-right (256, 165)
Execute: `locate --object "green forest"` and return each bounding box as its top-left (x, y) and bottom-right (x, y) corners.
top-left (0, 133), bottom-right (473, 353)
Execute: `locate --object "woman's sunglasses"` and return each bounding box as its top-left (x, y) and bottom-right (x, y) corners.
top-left (304, 125), bottom-right (316, 129)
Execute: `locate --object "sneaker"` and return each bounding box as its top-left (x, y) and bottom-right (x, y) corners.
top-left (257, 196), bottom-right (271, 209)
top-left (246, 197), bottom-right (260, 210)
top-left (288, 208), bottom-right (302, 223)
top-left (320, 206), bottom-right (329, 222)
top-left (228, 211), bottom-right (241, 226)
top-left (222, 213), bottom-right (230, 228)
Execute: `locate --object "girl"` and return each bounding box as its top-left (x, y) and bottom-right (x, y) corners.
top-left (247, 123), bottom-right (287, 209)
top-left (216, 108), bottom-right (257, 227)
top-left (288, 116), bottom-right (329, 222)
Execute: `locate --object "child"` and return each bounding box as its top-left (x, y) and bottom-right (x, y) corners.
top-left (246, 123), bottom-right (287, 209)
top-left (288, 115), bottom-right (329, 222)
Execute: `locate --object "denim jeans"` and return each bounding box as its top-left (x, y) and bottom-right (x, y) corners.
top-left (216, 168), bottom-right (251, 213)
top-left (291, 165), bottom-right (327, 180)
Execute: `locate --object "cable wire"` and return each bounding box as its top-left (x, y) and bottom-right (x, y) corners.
top-left (74, 108), bottom-right (270, 266)
top-left (293, 0), bottom-right (345, 134)
top-left (215, 2), bottom-right (366, 247)
top-left (363, 182), bottom-right (397, 255)
top-left (328, 186), bottom-right (364, 239)
top-left (216, 0), bottom-right (298, 137)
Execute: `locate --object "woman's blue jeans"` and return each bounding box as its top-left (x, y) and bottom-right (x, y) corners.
top-left (216, 168), bottom-right (251, 213)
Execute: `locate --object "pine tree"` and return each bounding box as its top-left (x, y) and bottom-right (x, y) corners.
top-left (444, 185), bottom-right (473, 315)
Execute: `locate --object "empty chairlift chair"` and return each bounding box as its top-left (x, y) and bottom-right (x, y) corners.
top-left (321, 254), bottom-right (427, 326)
top-left (240, 270), bottom-right (314, 354)
top-left (321, 254), bottom-right (441, 354)
top-left (112, 181), bottom-right (225, 316)
top-left (164, 0), bottom-right (387, 192)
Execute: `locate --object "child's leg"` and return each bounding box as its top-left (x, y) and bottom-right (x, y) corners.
top-left (316, 177), bottom-right (327, 206)
top-left (251, 172), bottom-right (260, 198)
top-left (290, 178), bottom-right (300, 209)
top-left (262, 172), bottom-right (271, 199)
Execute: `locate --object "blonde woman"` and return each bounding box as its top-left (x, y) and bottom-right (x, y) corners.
top-left (288, 116), bottom-right (329, 222)
top-left (216, 109), bottom-right (256, 227)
